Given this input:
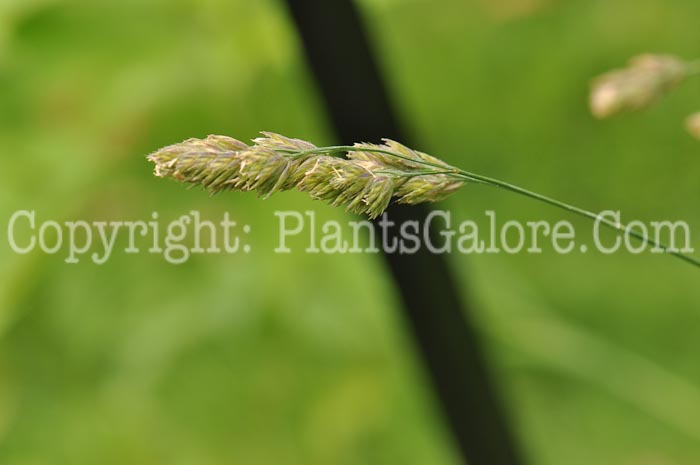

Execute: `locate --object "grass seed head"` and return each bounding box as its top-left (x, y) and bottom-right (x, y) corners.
top-left (685, 112), bottom-right (700, 140)
top-left (148, 132), bottom-right (466, 218)
top-left (590, 54), bottom-right (687, 118)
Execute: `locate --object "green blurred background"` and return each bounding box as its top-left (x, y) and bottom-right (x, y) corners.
top-left (1, 0), bottom-right (700, 463)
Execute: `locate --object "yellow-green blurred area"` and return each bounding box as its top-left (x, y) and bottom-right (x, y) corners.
top-left (1, 0), bottom-right (700, 463)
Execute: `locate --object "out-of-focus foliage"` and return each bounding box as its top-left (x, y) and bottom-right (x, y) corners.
top-left (1, 0), bottom-right (700, 464)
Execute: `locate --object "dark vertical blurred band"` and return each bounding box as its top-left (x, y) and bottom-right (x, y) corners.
top-left (281, 0), bottom-right (525, 464)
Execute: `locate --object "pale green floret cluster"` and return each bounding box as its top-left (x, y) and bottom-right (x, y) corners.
top-left (147, 132), bottom-right (464, 219)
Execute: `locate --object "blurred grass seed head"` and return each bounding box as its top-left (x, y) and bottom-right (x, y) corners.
top-left (590, 54), bottom-right (687, 119)
top-left (685, 112), bottom-right (700, 140)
